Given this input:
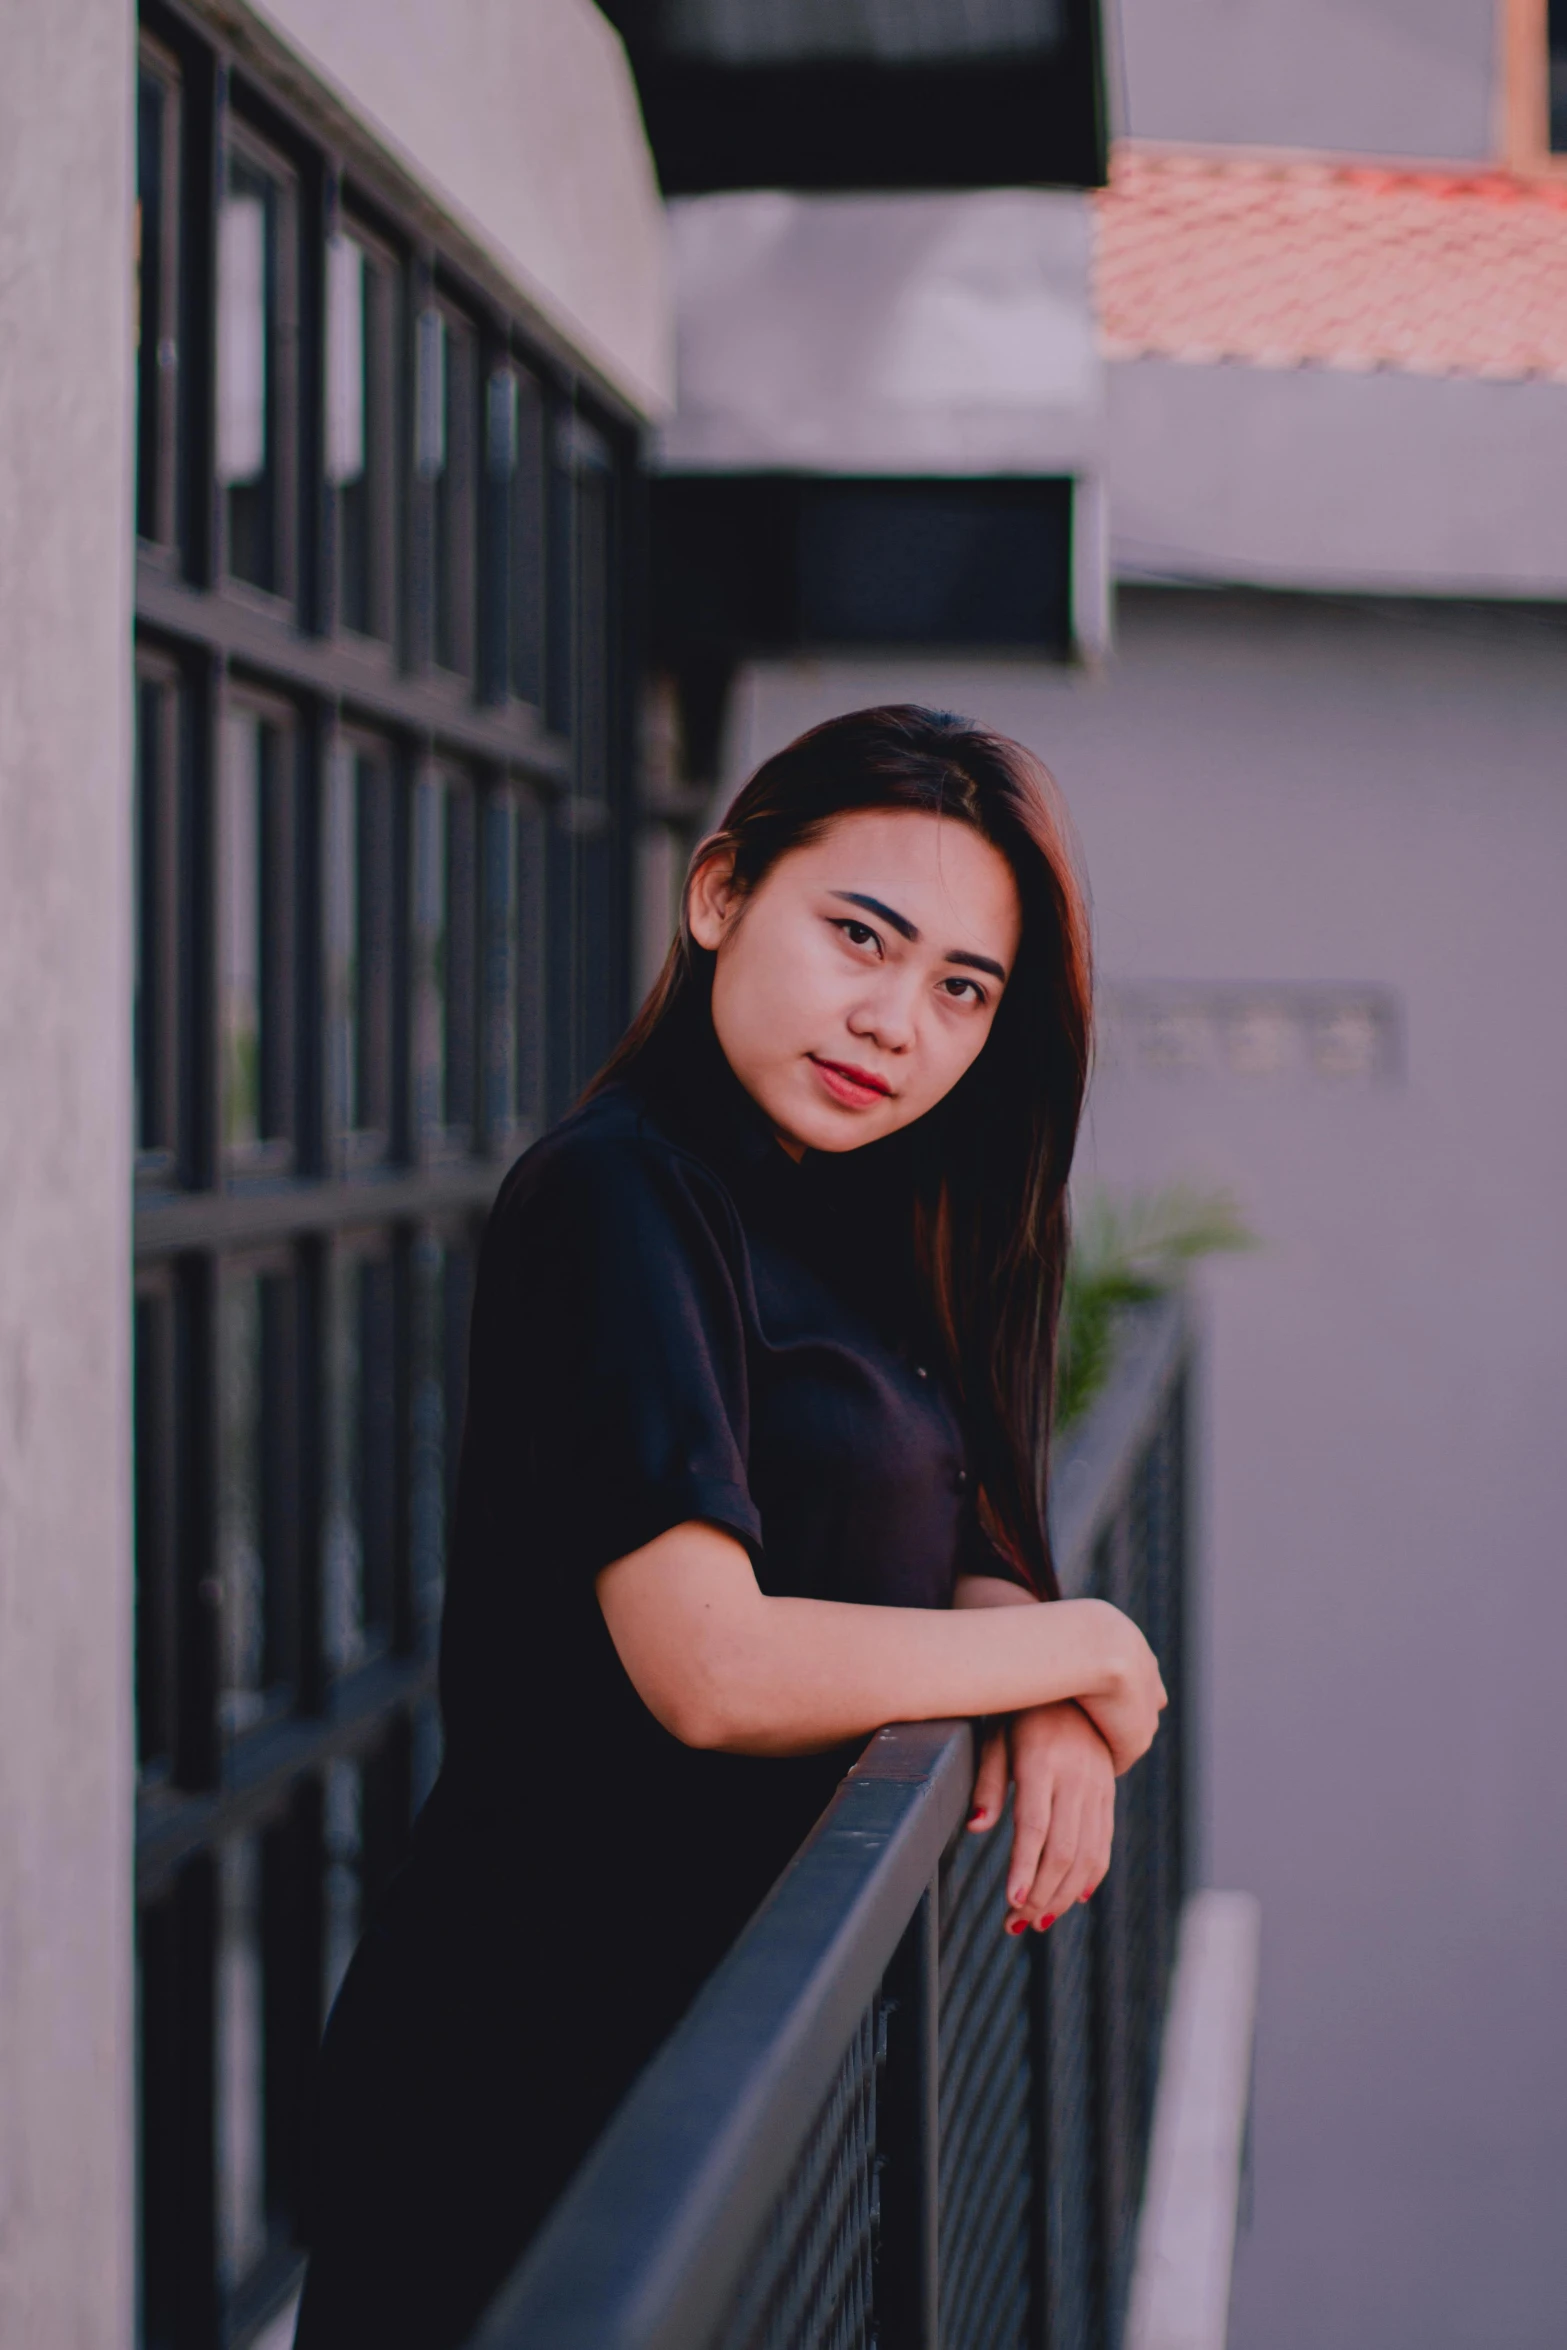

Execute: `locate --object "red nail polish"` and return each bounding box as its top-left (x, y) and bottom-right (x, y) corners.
top-left (1035, 1914), bottom-right (1056, 1932)
top-left (1080, 1892), bottom-right (1092, 1904)
top-left (1006, 1917), bottom-right (1027, 1936)
top-left (967, 1807), bottom-right (987, 1826)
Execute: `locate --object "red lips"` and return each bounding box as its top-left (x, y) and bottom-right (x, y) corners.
top-left (811, 1057), bottom-right (891, 1098)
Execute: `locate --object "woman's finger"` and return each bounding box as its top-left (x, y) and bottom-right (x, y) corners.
top-left (1004, 1775), bottom-right (1055, 1929)
top-left (968, 1725), bottom-right (1009, 1833)
top-left (1024, 1776), bottom-right (1087, 1927)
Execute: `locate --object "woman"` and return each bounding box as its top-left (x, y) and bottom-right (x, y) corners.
top-left (295, 705), bottom-right (1165, 2348)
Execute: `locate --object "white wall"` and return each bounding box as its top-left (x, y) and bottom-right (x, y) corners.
top-left (1109, 359), bottom-right (1567, 598)
top-left (0, 1), bottom-right (136, 2342)
top-left (721, 594), bottom-right (1567, 2350)
top-left (660, 188), bottom-right (1102, 475)
top-left (1114, 0), bottom-right (1498, 160)
top-left (253, 0), bottom-right (674, 417)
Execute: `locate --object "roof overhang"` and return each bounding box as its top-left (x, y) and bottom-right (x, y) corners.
top-left (597, 0), bottom-right (1107, 194)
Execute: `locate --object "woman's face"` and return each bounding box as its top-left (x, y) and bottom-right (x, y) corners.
top-left (688, 807), bottom-right (1023, 1156)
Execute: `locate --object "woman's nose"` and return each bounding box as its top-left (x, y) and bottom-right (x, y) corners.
top-left (847, 976), bottom-right (918, 1052)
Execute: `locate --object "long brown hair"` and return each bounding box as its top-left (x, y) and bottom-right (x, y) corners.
top-left (594, 705), bottom-right (1092, 1596)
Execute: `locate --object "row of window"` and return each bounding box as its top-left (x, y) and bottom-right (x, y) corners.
top-left (138, 18), bottom-right (581, 707)
top-left (138, 1719), bottom-right (432, 2345)
top-left (135, 1229), bottom-right (471, 1783)
top-left (133, 8), bottom-right (636, 2341)
top-left (135, 660), bottom-right (550, 1186)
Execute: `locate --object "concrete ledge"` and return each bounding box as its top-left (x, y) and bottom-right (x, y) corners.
top-left (1126, 1890), bottom-right (1263, 2350)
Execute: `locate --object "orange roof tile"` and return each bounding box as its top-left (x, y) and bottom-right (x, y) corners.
top-left (1093, 145), bottom-right (1567, 383)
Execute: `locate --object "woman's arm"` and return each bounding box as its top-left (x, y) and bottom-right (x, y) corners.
top-left (595, 1524), bottom-right (1165, 1769)
top-left (954, 1572), bottom-right (1118, 1930)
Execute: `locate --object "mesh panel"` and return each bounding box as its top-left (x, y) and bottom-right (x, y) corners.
top-left (680, 1349), bottom-right (1190, 2350)
top-left (711, 2004), bottom-right (883, 2350)
top-left (1039, 1903), bottom-right (1099, 2350)
top-left (937, 1805), bottom-right (1034, 2350)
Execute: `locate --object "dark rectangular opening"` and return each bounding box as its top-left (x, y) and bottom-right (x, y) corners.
top-left (600, 0), bottom-right (1105, 192)
top-left (652, 473), bottom-right (1074, 658)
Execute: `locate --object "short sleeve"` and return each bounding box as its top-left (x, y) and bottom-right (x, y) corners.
top-left (503, 1135), bottom-right (762, 1578)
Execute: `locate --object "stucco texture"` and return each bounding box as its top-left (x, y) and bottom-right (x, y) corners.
top-left (0, 0), bottom-right (136, 2341)
top-left (254, 0), bottom-right (674, 415)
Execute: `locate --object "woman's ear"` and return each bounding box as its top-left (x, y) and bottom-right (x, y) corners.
top-left (686, 845), bottom-right (741, 951)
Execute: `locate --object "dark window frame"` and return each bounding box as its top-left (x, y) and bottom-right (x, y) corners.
top-left (133, 7), bottom-right (641, 2343)
top-left (138, 31), bottom-right (185, 555)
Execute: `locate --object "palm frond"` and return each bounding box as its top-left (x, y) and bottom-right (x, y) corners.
top-left (1056, 1184), bottom-right (1256, 1430)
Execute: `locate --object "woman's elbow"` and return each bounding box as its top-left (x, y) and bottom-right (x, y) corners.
top-left (657, 1682), bottom-right (739, 1752)
top-left (638, 1649), bottom-right (764, 1752)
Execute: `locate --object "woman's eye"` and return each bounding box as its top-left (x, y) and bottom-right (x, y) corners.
top-left (834, 919), bottom-right (880, 952)
top-left (941, 976), bottom-right (985, 1004)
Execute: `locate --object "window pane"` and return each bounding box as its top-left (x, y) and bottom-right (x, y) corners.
top-left (136, 55), bottom-right (180, 547)
top-left (322, 1756), bottom-right (363, 2014)
top-left (431, 309), bottom-right (477, 675)
top-left (329, 741), bottom-right (397, 1159)
top-left (135, 667), bottom-right (183, 1175)
top-left (410, 1235), bottom-right (448, 1636)
top-left (414, 770), bottom-right (481, 1145)
top-left (217, 1275), bottom-right (264, 1725)
top-left (220, 706), bottom-right (295, 1164)
top-left (516, 797), bottom-right (548, 1130)
top-left (412, 774), bottom-right (446, 1137)
top-left (444, 781), bottom-right (478, 1134)
top-left (325, 235), bottom-right (365, 490)
top-left (481, 790), bottom-right (547, 1142)
top-left (134, 1286), bottom-right (178, 1773)
top-left (221, 146), bottom-right (293, 594)
top-left (324, 1249), bottom-right (397, 1675)
top-left (483, 793), bottom-right (519, 1136)
top-left (217, 1265), bottom-right (297, 1733)
top-left (508, 368), bottom-right (546, 703)
top-left (215, 1837), bottom-right (266, 2292)
top-left (332, 230), bottom-right (397, 639)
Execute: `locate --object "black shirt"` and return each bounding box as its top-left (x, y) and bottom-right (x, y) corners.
top-left (298, 1046), bottom-right (1013, 2346)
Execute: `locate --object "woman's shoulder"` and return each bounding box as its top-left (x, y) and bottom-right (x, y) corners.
top-left (488, 1083), bottom-right (741, 1250)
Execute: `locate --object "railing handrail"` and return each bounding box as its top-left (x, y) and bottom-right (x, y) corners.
top-left (474, 1721), bottom-right (972, 2350)
top-left (471, 1294), bottom-right (1191, 2350)
top-left (1052, 1293), bottom-right (1190, 1593)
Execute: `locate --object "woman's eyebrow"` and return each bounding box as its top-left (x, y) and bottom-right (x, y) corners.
top-left (832, 893), bottom-right (1006, 981)
top-left (833, 890), bottom-right (917, 940)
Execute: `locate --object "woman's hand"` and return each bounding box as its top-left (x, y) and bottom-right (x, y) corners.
top-left (951, 1577), bottom-right (1166, 1779)
top-left (1069, 1599), bottom-right (1168, 1775)
top-left (968, 1702), bottom-right (1116, 1934)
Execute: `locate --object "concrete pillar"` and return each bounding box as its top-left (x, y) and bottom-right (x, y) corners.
top-left (0, 0), bottom-right (136, 2341)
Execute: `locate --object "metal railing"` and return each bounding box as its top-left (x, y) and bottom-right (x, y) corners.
top-left (471, 1296), bottom-right (1191, 2350)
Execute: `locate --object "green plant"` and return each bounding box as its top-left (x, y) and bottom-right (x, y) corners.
top-left (1055, 1184), bottom-right (1256, 1430)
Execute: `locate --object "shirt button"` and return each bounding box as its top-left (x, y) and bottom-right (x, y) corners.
top-left (914, 1364), bottom-right (929, 1380)
top-left (955, 1468), bottom-right (969, 1490)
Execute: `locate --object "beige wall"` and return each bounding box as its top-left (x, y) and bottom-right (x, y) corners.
top-left (1109, 357), bottom-right (1567, 597)
top-left (723, 603), bottom-right (1567, 2348)
top-left (252, 0), bottom-right (674, 418)
top-left (0, 0), bottom-right (136, 2341)
top-left (1114, 0), bottom-right (1497, 159)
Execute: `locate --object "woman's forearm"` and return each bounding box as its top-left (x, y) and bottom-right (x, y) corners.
top-left (596, 1524), bottom-right (1158, 1762)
